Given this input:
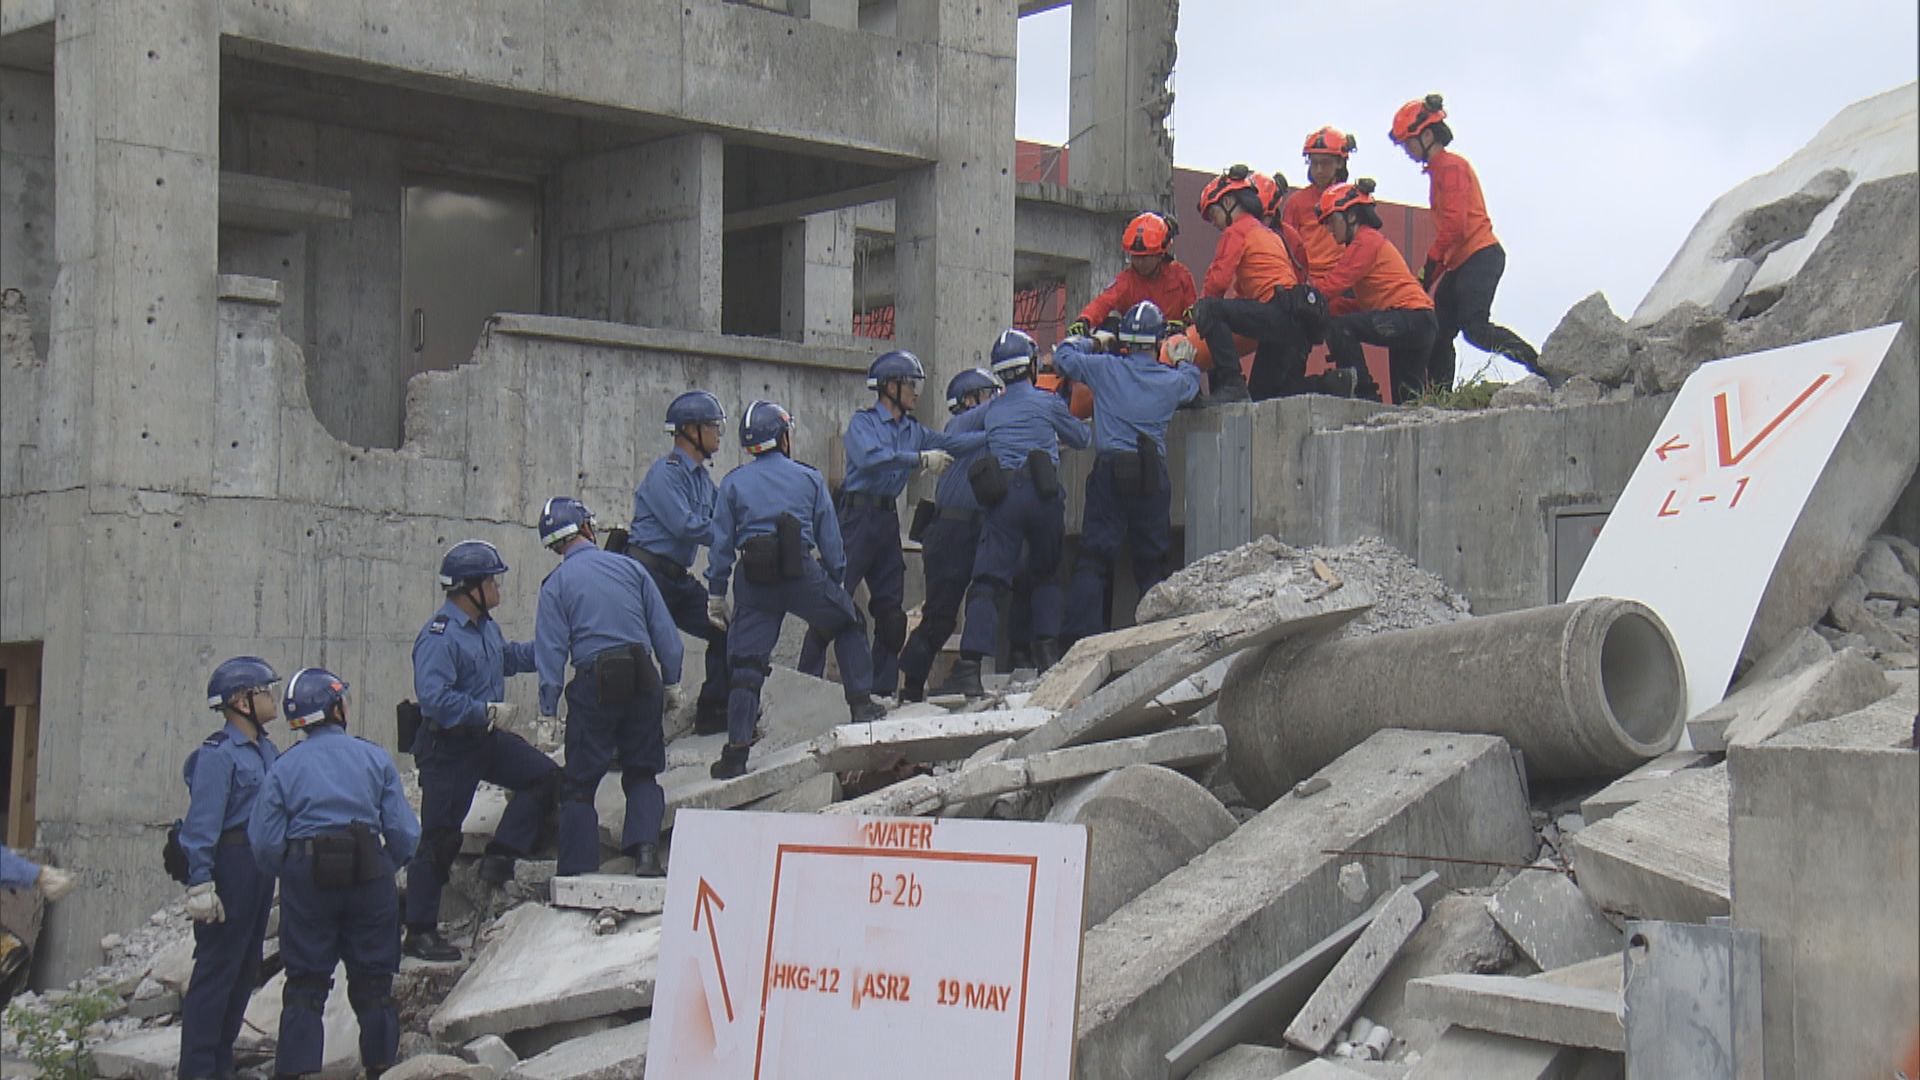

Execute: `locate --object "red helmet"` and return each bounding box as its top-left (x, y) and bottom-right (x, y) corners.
top-left (1121, 212), bottom-right (1176, 257)
top-left (1316, 180), bottom-right (1377, 222)
top-left (1302, 126), bottom-right (1357, 160)
top-left (1249, 172), bottom-right (1284, 219)
top-left (1390, 94), bottom-right (1446, 144)
top-left (1197, 167), bottom-right (1258, 218)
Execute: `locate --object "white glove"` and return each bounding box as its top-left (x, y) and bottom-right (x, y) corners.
top-left (186, 881), bottom-right (225, 924)
top-left (664, 685), bottom-right (686, 715)
top-left (484, 702), bottom-right (520, 729)
top-left (918, 449), bottom-right (954, 476)
top-left (708, 596), bottom-right (731, 631)
top-left (37, 865), bottom-right (75, 902)
top-left (1092, 330), bottom-right (1119, 353)
top-left (1163, 334), bottom-right (1197, 365)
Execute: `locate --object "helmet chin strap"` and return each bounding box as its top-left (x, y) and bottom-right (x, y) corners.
top-left (882, 380), bottom-right (913, 417)
top-left (461, 581), bottom-right (493, 620)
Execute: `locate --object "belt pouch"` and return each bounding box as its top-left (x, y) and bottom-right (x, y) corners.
top-left (776, 513), bottom-right (807, 580)
top-left (968, 455), bottom-right (1008, 506)
top-left (395, 699), bottom-right (423, 755)
top-left (1111, 451), bottom-right (1144, 496)
top-left (1136, 434), bottom-right (1163, 495)
top-left (740, 535), bottom-right (783, 585)
top-left (907, 498), bottom-right (938, 543)
top-left (351, 824), bottom-right (387, 883)
top-left (596, 649), bottom-right (640, 706)
top-left (1027, 450), bottom-right (1060, 500)
top-left (311, 834), bottom-right (358, 890)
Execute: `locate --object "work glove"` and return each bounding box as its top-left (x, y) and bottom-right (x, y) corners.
top-left (1163, 318), bottom-right (1186, 336)
top-left (664, 685), bottom-right (685, 716)
top-left (917, 449), bottom-right (954, 476)
top-left (1419, 258), bottom-right (1440, 294)
top-left (484, 702), bottom-right (520, 730)
top-left (1092, 330), bottom-right (1118, 353)
top-left (708, 596), bottom-right (731, 631)
top-left (1163, 334), bottom-right (1198, 366)
top-left (1181, 306), bottom-right (1198, 327)
top-left (186, 881), bottom-right (225, 924)
top-left (1065, 318), bottom-right (1090, 338)
top-left (37, 866), bottom-right (75, 902)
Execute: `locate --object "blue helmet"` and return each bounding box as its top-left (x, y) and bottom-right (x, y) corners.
top-left (989, 329), bottom-right (1038, 378)
top-left (946, 368), bottom-right (1003, 413)
top-left (206, 656), bottom-right (280, 710)
top-left (538, 497), bottom-right (596, 548)
top-left (283, 667), bottom-right (350, 729)
top-left (1117, 300), bottom-right (1166, 348)
top-left (865, 350), bottom-right (927, 391)
top-left (664, 390), bottom-right (727, 436)
top-left (439, 539), bottom-right (509, 588)
top-left (740, 400), bottom-right (795, 454)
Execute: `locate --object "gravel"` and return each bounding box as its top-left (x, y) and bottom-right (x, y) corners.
top-left (1135, 535), bottom-right (1472, 635)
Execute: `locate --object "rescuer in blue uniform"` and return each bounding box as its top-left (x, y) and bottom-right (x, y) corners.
top-left (402, 540), bottom-right (559, 963)
top-left (249, 668), bottom-right (419, 1080)
top-left (1056, 301), bottom-right (1202, 642)
top-left (627, 390), bottom-right (732, 734)
top-left (177, 656), bottom-right (282, 1080)
top-left (708, 400), bottom-right (888, 778)
top-left (936, 331), bottom-right (1092, 696)
top-left (897, 367), bottom-right (1002, 703)
top-left (534, 496), bottom-right (684, 879)
top-left (796, 350), bottom-right (986, 698)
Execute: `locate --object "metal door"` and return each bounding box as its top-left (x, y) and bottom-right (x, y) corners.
top-left (401, 176), bottom-right (541, 382)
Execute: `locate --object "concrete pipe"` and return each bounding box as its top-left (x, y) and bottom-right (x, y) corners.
top-left (1218, 597), bottom-right (1686, 807)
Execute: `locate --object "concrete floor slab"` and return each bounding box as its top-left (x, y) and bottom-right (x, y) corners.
top-left (741, 770), bottom-right (840, 813)
top-left (550, 873), bottom-right (667, 915)
top-left (506, 1019), bottom-right (650, 1080)
top-left (813, 707), bottom-right (1052, 771)
top-left (1074, 731), bottom-right (1534, 1079)
top-left (430, 904), bottom-right (660, 1043)
top-left (1405, 973), bottom-right (1624, 1052)
top-left (1487, 870), bottom-right (1623, 972)
top-left (1565, 764), bottom-right (1730, 923)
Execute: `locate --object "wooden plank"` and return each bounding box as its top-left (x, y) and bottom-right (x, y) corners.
top-left (0, 642), bottom-right (42, 706)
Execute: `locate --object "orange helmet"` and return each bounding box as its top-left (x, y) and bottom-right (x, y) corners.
top-left (1248, 172), bottom-right (1285, 219)
top-left (1390, 94), bottom-right (1447, 144)
top-left (1121, 212), bottom-right (1176, 257)
top-left (1197, 166), bottom-right (1258, 218)
top-left (1316, 179), bottom-right (1377, 222)
top-left (1302, 126), bottom-right (1357, 160)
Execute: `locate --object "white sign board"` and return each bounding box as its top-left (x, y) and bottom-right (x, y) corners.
top-left (1569, 323), bottom-right (1900, 717)
top-left (646, 810), bottom-right (1089, 1080)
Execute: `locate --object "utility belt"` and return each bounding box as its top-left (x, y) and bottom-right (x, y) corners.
top-left (628, 545), bottom-right (689, 582)
top-left (289, 824), bottom-right (390, 890)
top-left (218, 827), bottom-right (249, 847)
top-left (580, 642), bottom-right (661, 707)
top-left (906, 499), bottom-right (982, 542)
top-left (1102, 435), bottom-right (1164, 497)
top-left (161, 824), bottom-right (248, 885)
top-left (967, 450), bottom-right (1059, 507)
top-left (839, 491), bottom-right (897, 514)
top-left (738, 513), bottom-right (809, 585)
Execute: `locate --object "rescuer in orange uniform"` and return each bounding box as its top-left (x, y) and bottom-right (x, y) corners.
top-left (1068, 212), bottom-right (1197, 339)
top-left (1314, 180), bottom-right (1438, 403)
top-left (1390, 94), bottom-right (1538, 390)
top-left (1190, 166), bottom-right (1326, 403)
top-left (1282, 126), bottom-right (1355, 283)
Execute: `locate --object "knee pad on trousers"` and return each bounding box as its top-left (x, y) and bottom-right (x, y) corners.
top-left (966, 577), bottom-right (1007, 609)
top-left (561, 775), bottom-right (599, 805)
top-left (873, 605), bottom-right (908, 654)
top-left (729, 655), bottom-right (772, 694)
top-left (423, 828), bottom-right (462, 880)
top-left (285, 972), bottom-right (333, 1013)
top-left (346, 972), bottom-right (394, 1013)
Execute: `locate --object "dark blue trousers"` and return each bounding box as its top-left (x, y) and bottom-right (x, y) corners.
top-left (1065, 454), bottom-right (1174, 642)
top-left (277, 846), bottom-right (400, 1077)
top-left (897, 512), bottom-right (982, 684)
top-left (797, 501), bottom-right (904, 695)
top-left (403, 725), bottom-right (558, 932)
top-left (640, 559), bottom-right (730, 708)
top-left (178, 838), bottom-right (272, 1078)
top-left (730, 561), bottom-right (873, 743)
top-left (558, 653), bottom-right (665, 876)
top-left (962, 473), bottom-right (1065, 656)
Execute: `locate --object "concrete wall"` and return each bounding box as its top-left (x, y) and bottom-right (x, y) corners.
top-left (0, 65), bottom-right (54, 362)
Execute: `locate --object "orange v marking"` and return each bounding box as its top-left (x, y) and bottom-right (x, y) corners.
top-left (1713, 374), bottom-right (1830, 467)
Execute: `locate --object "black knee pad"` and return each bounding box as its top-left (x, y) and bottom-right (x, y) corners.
top-left (729, 654), bottom-right (772, 693)
top-left (424, 828), bottom-right (462, 880)
top-left (286, 972), bottom-right (333, 1012)
top-left (346, 972), bottom-right (394, 1013)
top-left (873, 605), bottom-right (908, 654)
top-left (561, 775), bottom-right (598, 805)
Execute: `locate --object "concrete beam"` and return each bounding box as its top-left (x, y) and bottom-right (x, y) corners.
top-left (218, 171), bottom-right (351, 231)
top-left (1406, 974), bottom-right (1625, 1053)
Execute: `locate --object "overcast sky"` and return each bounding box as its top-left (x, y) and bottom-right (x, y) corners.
top-left (1016, 2), bottom-right (1918, 383)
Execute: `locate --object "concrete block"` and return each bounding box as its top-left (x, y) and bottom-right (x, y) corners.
top-left (613, 739), bottom-right (823, 843)
top-left (1016, 591), bottom-right (1371, 757)
top-left (1074, 731), bottom-right (1535, 1078)
top-left (1740, 624), bottom-right (1833, 686)
top-left (1578, 751), bottom-right (1711, 824)
top-left (125, 988), bottom-right (181, 1019)
top-left (1282, 1062), bottom-right (1379, 1079)
top-left (1406, 974), bottom-right (1624, 1052)
top-left (1046, 764), bottom-right (1237, 928)
top-left (1406, 1027), bottom-right (1608, 1080)
top-left (90, 1027), bottom-right (181, 1080)
top-left (549, 874), bottom-right (667, 915)
top-left (1286, 884), bottom-right (1426, 1053)
top-left (385, 1055), bottom-right (490, 1080)
top-left (430, 904), bottom-right (660, 1043)
top-left (1687, 647), bottom-right (1889, 752)
top-left (463, 1035), bottom-right (519, 1076)
top-left (742, 771), bottom-right (841, 813)
top-left (1028, 610), bottom-right (1232, 711)
top-left (1621, 920), bottom-right (1761, 1080)
top-left (1187, 1044), bottom-right (1313, 1080)
top-left (1566, 764), bottom-right (1730, 923)
top-left (505, 1019), bottom-right (650, 1080)
top-left (813, 707), bottom-right (1052, 771)
top-left (1488, 870), bottom-right (1624, 972)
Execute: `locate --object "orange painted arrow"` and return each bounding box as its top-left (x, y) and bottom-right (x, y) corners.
top-left (1654, 435), bottom-right (1690, 461)
top-left (1713, 373), bottom-right (1831, 467)
top-left (694, 877), bottom-right (734, 1022)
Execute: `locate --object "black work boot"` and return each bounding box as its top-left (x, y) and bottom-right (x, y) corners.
top-left (402, 928), bottom-right (461, 963)
top-left (1032, 637), bottom-right (1063, 674)
top-left (692, 696), bottom-right (729, 736)
top-left (934, 657), bottom-right (985, 698)
top-left (1208, 369), bottom-right (1251, 404)
top-left (477, 852), bottom-right (515, 887)
top-left (710, 742), bottom-right (751, 780)
top-left (899, 675), bottom-right (926, 704)
top-left (633, 843), bottom-right (666, 879)
top-left (848, 694), bottom-right (887, 724)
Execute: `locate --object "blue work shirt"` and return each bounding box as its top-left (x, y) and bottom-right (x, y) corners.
top-left (981, 380), bottom-right (1092, 469)
top-left (628, 447), bottom-right (719, 568)
top-left (535, 543), bottom-right (685, 715)
top-left (180, 722), bottom-right (281, 886)
top-left (248, 724), bottom-right (420, 874)
top-left (841, 405), bottom-right (988, 498)
top-left (933, 405), bottom-right (991, 512)
top-left (413, 600), bottom-right (536, 735)
top-left (1053, 337), bottom-right (1202, 455)
top-left (0, 844), bottom-right (41, 889)
top-left (708, 452), bottom-right (846, 594)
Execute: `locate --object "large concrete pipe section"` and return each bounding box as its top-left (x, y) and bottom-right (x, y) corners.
top-left (1218, 597), bottom-right (1686, 807)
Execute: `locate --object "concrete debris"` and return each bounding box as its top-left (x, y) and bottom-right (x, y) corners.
top-left (1046, 764), bottom-right (1237, 928)
top-left (1739, 624), bottom-right (1833, 686)
top-left (609, 740), bottom-right (824, 842)
top-left (1355, 893), bottom-right (1522, 1061)
top-left (1405, 973), bottom-right (1624, 1053)
top-left (1030, 610), bottom-right (1233, 712)
top-left (1488, 375), bottom-right (1552, 409)
top-left (1621, 920), bottom-right (1762, 1080)
top-left (1405, 1027), bottom-right (1611, 1080)
top-left (1565, 764), bottom-right (1731, 923)
top-left (1486, 868), bottom-right (1623, 972)
top-left (1578, 750), bottom-right (1712, 825)
top-left (1075, 731), bottom-right (1533, 1078)
top-left (741, 770), bottom-right (841, 812)
top-left (1186, 1044), bottom-right (1313, 1080)
top-left (1286, 884), bottom-right (1427, 1053)
top-left (548, 874), bottom-right (667, 916)
top-left (505, 1019), bottom-right (649, 1080)
top-left (89, 1027), bottom-right (184, 1080)
top-left (383, 1054), bottom-right (494, 1080)
top-left (1687, 647), bottom-right (1891, 752)
top-left (240, 964), bottom-right (364, 1077)
top-left (1137, 535), bottom-right (1471, 636)
top-left (430, 904), bottom-right (659, 1044)
top-left (1537, 291), bottom-right (1637, 387)
top-left (1856, 535), bottom-right (1920, 604)
top-left (463, 1033), bottom-right (520, 1075)
top-left (813, 707), bottom-right (1052, 772)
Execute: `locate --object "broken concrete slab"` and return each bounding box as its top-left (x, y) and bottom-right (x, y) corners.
top-left (242, 964), bottom-right (363, 1078)
top-left (431, 904), bottom-right (659, 1044)
top-left (1186, 1043), bottom-right (1314, 1080)
top-left (549, 874), bottom-right (667, 916)
top-left (1046, 764), bottom-right (1237, 928)
top-left (1278, 1059), bottom-right (1377, 1079)
top-left (1030, 610), bottom-right (1234, 712)
top-left (678, 637), bottom-right (850, 750)
top-left (1687, 647), bottom-right (1889, 752)
top-left (505, 1019), bottom-right (650, 1080)
top-left (742, 770), bottom-right (840, 813)
top-left (1075, 731), bottom-right (1534, 1079)
top-left (1406, 973), bottom-right (1624, 1052)
top-left (463, 1034), bottom-right (519, 1075)
top-left (1858, 535), bottom-right (1920, 603)
top-left (1488, 870), bottom-right (1623, 972)
top-left (1356, 893), bottom-right (1520, 1062)
top-left (1018, 590), bottom-right (1372, 758)
top-left (1405, 1027), bottom-right (1613, 1080)
top-left (813, 707), bottom-right (1052, 772)
top-left (604, 739), bottom-right (824, 844)
top-left (1739, 624), bottom-right (1832, 687)
top-left (1286, 883), bottom-right (1426, 1054)
top-left (1565, 764), bottom-right (1730, 923)
top-left (383, 1055), bottom-right (491, 1080)
top-left (1578, 751), bottom-right (1711, 824)
top-left (90, 1027), bottom-right (182, 1080)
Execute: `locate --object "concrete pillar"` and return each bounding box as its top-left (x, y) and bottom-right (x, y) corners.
top-left (780, 210), bottom-right (855, 342)
top-left (1067, 0), bottom-right (1177, 196)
